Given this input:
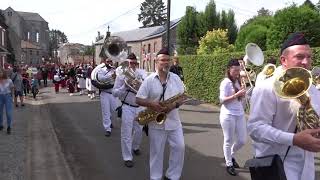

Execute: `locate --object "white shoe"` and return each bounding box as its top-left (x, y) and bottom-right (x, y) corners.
top-left (70, 93), bottom-right (73, 96)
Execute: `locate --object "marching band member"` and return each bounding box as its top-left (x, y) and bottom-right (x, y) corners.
top-left (136, 48), bottom-right (185, 180)
top-left (219, 59), bottom-right (247, 176)
top-left (112, 53), bottom-right (147, 168)
top-left (76, 66), bottom-right (86, 95)
top-left (255, 57), bottom-right (277, 87)
top-left (97, 58), bottom-right (117, 137)
top-left (248, 32), bottom-right (320, 180)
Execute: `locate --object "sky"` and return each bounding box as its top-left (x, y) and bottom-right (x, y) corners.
top-left (1, 0), bottom-right (318, 45)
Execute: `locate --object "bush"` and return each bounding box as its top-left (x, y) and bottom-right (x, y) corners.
top-left (180, 47), bottom-right (320, 105)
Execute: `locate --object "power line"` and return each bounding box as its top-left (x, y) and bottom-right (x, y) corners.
top-left (72, 4), bottom-right (140, 37)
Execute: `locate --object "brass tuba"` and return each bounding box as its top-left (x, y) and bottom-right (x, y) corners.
top-left (136, 93), bottom-right (188, 126)
top-left (101, 36), bottom-right (128, 62)
top-left (273, 67), bottom-right (320, 132)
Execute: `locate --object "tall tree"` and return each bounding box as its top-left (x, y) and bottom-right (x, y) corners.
top-left (219, 10), bottom-right (228, 29)
top-left (226, 10), bottom-right (238, 44)
top-left (257, 7), bottom-right (273, 16)
top-left (302, 0), bottom-right (316, 10)
top-left (203, 0), bottom-right (219, 31)
top-left (177, 6), bottom-right (201, 55)
top-left (138, 0), bottom-right (167, 27)
top-left (317, 0), bottom-right (320, 11)
top-left (49, 29), bottom-right (68, 57)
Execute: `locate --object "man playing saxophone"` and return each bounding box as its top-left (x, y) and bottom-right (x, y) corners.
top-left (136, 48), bottom-right (185, 180)
top-left (247, 32), bottom-right (320, 180)
top-left (112, 53), bottom-right (147, 168)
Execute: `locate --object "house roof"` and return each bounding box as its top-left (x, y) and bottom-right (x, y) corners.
top-left (96, 18), bottom-right (181, 44)
top-left (21, 40), bottom-right (41, 49)
top-left (17, 11), bottom-right (47, 22)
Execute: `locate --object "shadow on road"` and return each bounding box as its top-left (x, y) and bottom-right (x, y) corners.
top-left (182, 122), bottom-right (221, 130)
top-left (26, 98), bottom-right (320, 180)
top-left (180, 108), bottom-right (219, 114)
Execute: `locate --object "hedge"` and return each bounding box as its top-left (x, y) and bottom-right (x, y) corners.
top-left (180, 47), bottom-right (320, 105)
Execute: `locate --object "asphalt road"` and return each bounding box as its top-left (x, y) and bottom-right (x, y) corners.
top-left (3, 85), bottom-right (320, 180)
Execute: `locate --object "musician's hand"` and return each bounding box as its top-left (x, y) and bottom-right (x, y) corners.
top-left (235, 88), bottom-right (246, 98)
top-left (162, 102), bottom-right (176, 114)
top-left (149, 101), bottom-right (166, 113)
top-left (293, 128), bottom-right (320, 152)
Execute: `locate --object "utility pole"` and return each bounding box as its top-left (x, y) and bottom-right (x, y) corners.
top-left (166, 0), bottom-right (171, 55)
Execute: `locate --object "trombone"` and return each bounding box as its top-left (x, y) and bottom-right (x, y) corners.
top-left (239, 43), bottom-right (264, 110)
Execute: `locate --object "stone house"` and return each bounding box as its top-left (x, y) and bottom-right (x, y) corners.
top-left (57, 43), bottom-right (93, 65)
top-left (0, 11), bottom-right (10, 69)
top-left (2, 7), bottom-right (49, 65)
top-left (95, 19), bottom-right (180, 72)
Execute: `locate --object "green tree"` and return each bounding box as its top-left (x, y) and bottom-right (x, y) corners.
top-left (203, 0), bottom-right (219, 31)
top-left (302, 0), bottom-right (316, 10)
top-left (257, 7), bottom-right (273, 16)
top-left (197, 29), bottom-right (234, 55)
top-left (235, 16), bottom-right (273, 51)
top-left (317, 0), bottom-right (320, 11)
top-left (138, 0), bottom-right (167, 27)
top-left (49, 29), bottom-right (68, 57)
top-left (219, 10), bottom-right (228, 29)
top-left (177, 6), bottom-right (201, 55)
top-left (267, 4), bottom-right (320, 50)
top-left (226, 10), bottom-right (238, 44)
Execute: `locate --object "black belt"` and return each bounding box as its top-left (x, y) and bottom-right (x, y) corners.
top-left (102, 91), bottom-right (112, 94)
top-left (122, 101), bottom-right (139, 108)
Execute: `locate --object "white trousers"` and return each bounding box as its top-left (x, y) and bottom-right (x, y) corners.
top-left (220, 113), bottom-right (247, 166)
top-left (121, 105), bottom-right (143, 161)
top-left (100, 92), bottom-right (117, 132)
top-left (149, 128), bottom-right (185, 180)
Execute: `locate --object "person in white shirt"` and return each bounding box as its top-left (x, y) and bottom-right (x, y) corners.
top-left (136, 48), bottom-right (185, 180)
top-left (112, 53), bottom-right (147, 168)
top-left (219, 59), bottom-right (247, 176)
top-left (248, 32), bottom-right (320, 180)
top-left (97, 58), bottom-right (117, 137)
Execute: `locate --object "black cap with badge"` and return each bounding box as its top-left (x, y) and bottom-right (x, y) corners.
top-left (280, 32), bottom-right (309, 54)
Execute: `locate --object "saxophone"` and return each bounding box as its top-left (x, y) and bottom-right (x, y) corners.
top-left (136, 93), bottom-right (188, 126)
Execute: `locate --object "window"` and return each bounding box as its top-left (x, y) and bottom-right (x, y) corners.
top-left (36, 32), bottom-right (39, 42)
top-left (148, 44), bottom-right (151, 53)
top-left (30, 50), bottom-right (32, 55)
top-left (154, 42), bottom-right (157, 53)
top-left (36, 51), bottom-right (39, 56)
top-left (7, 12), bottom-right (12, 16)
top-left (27, 32), bottom-right (30, 40)
top-left (1, 30), bottom-right (4, 46)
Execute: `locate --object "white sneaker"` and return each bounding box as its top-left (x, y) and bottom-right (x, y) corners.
top-left (70, 93), bottom-right (74, 96)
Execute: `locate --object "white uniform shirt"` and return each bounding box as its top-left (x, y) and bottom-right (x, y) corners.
top-left (248, 75), bottom-right (320, 179)
top-left (219, 78), bottom-right (244, 116)
top-left (97, 66), bottom-right (115, 93)
top-left (136, 72), bottom-right (185, 130)
top-left (113, 68), bottom-right (147, 106)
